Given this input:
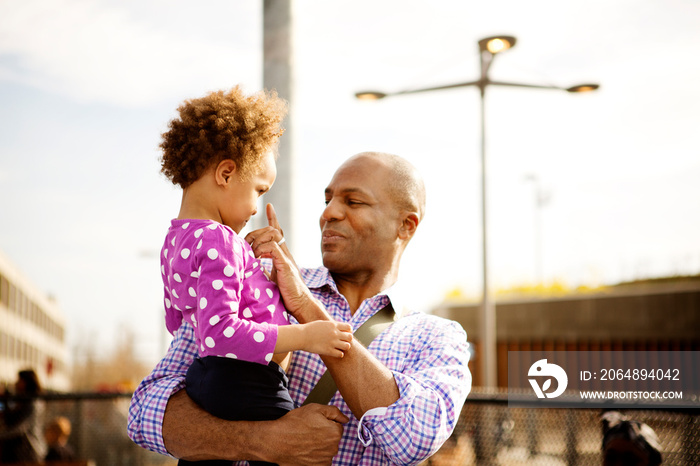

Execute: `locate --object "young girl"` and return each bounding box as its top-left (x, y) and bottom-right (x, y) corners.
top-left (158, 87), bottom-right (353, 466)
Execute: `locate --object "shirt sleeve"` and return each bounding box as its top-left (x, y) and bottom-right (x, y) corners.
top-left (127, 323), bottom-right (197, 456)
top-left (357, 318), bottom-right (471, 464)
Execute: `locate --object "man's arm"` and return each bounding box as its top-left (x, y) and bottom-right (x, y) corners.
top-left (293, 300), bottom-right (470, 464)
top-left (344, 316), bottom-right (470, 464)
top-left (163, 390), bottom-right (348, 464)
top-left (301, 308), bottom-right (400, 419)
top-left (128, 322), bottom-right (349, 464)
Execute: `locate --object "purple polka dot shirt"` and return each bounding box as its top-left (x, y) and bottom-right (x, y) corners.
top-left (161, 219), bottom-right (289, 365)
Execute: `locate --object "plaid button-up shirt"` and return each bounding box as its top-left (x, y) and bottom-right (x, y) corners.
top-left (128, 266), bottom-right (471, 465)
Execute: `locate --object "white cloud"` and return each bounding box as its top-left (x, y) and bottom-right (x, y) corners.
top-left (0, 0), bottom-right (262, 107)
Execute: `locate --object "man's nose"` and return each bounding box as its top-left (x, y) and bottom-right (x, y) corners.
top-left (321, 198), bottom-right (343, 222)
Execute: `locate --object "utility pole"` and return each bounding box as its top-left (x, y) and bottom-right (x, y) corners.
top-left (262, 0), bottom-right (295, 247)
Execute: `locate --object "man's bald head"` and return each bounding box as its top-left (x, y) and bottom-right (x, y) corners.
top-left (320, 151), bottom-right (425, 276)
top-left (343, 152), bottom-right (426, 221)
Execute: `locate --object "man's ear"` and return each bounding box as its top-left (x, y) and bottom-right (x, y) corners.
top-left (215, 159), bottom-right (237, 186)
top-left (398, 212), bottom-right (420, 240)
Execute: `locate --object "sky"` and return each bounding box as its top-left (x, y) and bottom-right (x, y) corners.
top-left (1, 0), bottom-right (699, 365)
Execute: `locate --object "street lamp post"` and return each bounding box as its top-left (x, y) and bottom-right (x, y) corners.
top-left (356, 36), bottom-right (598, 388)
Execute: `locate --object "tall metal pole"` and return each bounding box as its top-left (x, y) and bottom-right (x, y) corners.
top-left (478, 49), bottom-right (497, 388)
top-left (534, 181), bottom-right (544, 285)
top-left (263, 0), bottom-right (294, 246)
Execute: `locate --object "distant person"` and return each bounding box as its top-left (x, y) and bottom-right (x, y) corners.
top-left (0, 369), bottom-right (47, 463)
top-left (157, 86), bottom-right (352, 466)
top-left (601, 411), bottom-right (662, 466)
top-left (44, 416), bottom-right (76, 462)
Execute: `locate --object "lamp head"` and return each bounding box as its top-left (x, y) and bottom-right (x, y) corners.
top-left (478, 35), bottom-right (517, 54)
top-left (566, 84), bottom-right (599, 93)
top-left (355, 91), bottom-right (387, 100)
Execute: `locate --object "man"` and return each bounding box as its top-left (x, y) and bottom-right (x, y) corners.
top-left (128, 152), bottom-right (471, 465)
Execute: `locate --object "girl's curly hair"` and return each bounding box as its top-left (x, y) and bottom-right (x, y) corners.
top-left (160, 86), bottom-right (287, 188)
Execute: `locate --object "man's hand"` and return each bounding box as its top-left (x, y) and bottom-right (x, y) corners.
top-left (269, 404), bottom-right (349, 466)
top-left (248, 204), bottom-right (327, 322)
top-left (163, 391), bottom-right (348, 464)
top-left (246, 203), bottom-right (298, 274)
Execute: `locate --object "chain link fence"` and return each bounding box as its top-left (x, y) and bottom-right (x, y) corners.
top-left (3, 392), bottom-right (698, 465)
top-left (427, 389), bottom-right (700, 465)
top-left (2, 393), bottom-right (174, 466)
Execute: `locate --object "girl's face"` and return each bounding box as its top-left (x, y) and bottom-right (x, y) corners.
top-left (222, 151), bottom-right (277, 233)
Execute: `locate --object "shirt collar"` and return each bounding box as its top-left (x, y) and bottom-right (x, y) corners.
top-left (302, 266), bottom-right (411, 318)
top-left (301, 266), bottom-right (337, 291)
top-left (382, 281), bottom-right (410, 318)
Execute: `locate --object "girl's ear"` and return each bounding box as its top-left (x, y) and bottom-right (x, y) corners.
top-left (215, 159), bottom-right (237, 186)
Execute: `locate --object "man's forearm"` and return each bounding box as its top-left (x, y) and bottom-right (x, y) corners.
top-left (322, 338), bottom-right (399, 419)
top-left (163, 390), bottom-right (268, 461)
top-left (297, 302), bottom-right (400, 419)
top-left (163, 389), bottom-right (348, 465)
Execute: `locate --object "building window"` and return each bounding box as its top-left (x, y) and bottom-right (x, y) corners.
top-left (0, 275), bottom-right (8, 307)
top-left (20, 292), bottom-right (28, 319)
top-left (8, 283), bottom-right (16, 312)
top-left (8, 335), bottom-right (16, 359)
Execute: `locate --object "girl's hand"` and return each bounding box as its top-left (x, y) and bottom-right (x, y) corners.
top-left (302, 321), bottom-right (353, 358)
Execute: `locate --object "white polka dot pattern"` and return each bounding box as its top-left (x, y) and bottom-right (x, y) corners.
top-left (161, 219), bottom-right (289, 365)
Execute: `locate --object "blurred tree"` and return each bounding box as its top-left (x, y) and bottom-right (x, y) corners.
top-left (71, 324), bottom-right (148, 392)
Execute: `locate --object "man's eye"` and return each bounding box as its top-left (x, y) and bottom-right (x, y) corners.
top-left (324, 199), bottom-right (331, 206)
top-left (348, 200), bottom-right (363, 205)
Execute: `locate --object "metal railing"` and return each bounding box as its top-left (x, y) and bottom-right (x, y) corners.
top-left (2, 392), bottom-right (171, 466)
top-left (427, 389), bottom-right (700, 465)
top-left (3, 391), bottom-right (698, 465)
